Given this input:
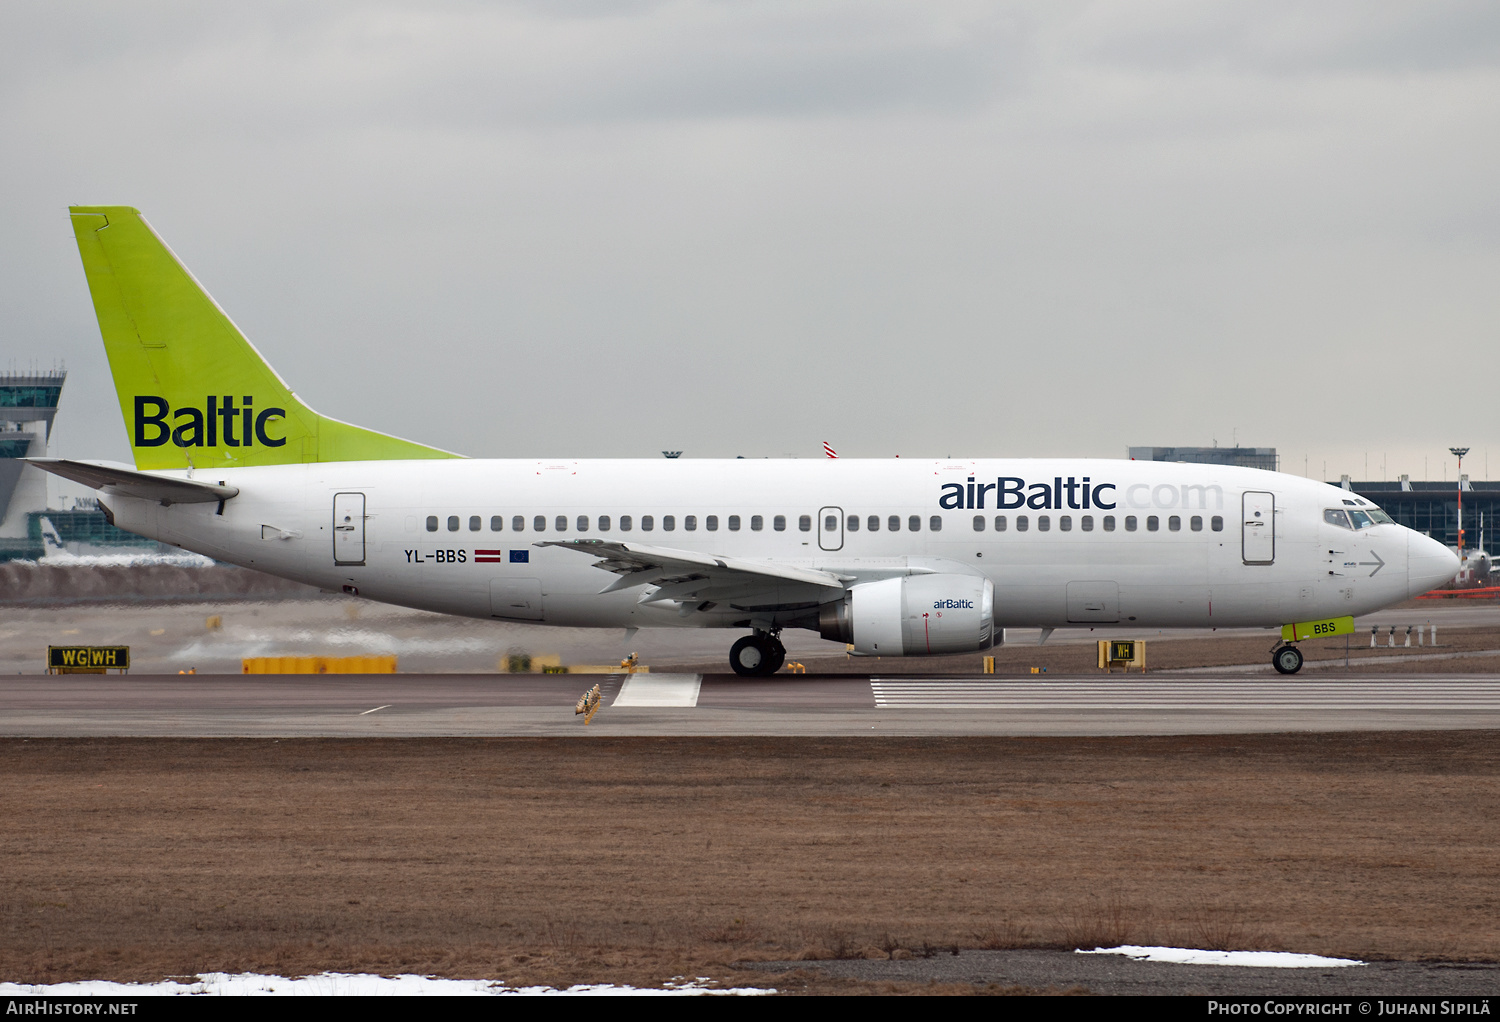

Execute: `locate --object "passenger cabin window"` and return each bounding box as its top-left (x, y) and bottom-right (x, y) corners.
top-left (1147, 516), bottom-right (1159, 532)
top-left (512, 515), bottom-right (524, 532)
top-left (1060, 516), bottom-right (1072, 532)
top-left (620, 515), bottom-right (633, 531)
top-left (490, 516), bottom-right (504, 531)
top-left (663, 515), bottom-right (675, 531)
top-left (1125, 516), bottom-right (1137, 532)
top-left (728, 515), bottom-right (741, 531)
top-left (804, 515), bottom-right (816, 532)
top-left (1168, 516), bottom-right (1181, 532)
top-left (868, 515), bottom-right (880, 532)
top-left (973, 515), bottom-right (986, 531)
top-left (1038, 515), bottom-right (1050, 532)
top-left (599, 515), bottom-right (611, 531)
top-left (685, 515), bottom-right (697, 531)
top-left (448, 516), bottom-right (460, 532)
top-left (706, 515), bottom-right (718, 531)
top-left (822, 515), bottom-right (835, 532)
top-left (577, 515), bottom-right (589, 532)
top-left (929, 515), bottom-right (942, 532)
top-left (773, 515), bottom-right (786, 531)
top-left (848, 515), bottom-right (860, 532)
top-left (908, 515), bottom-right (921, 532)
top-left (533, 515), bottom-right (546, 532)
top-left (1211, 516), bottom-right (1223, 531)
top-left (426, 515), bottom-right (438, 532)
top-left (1103, 516), bottom-right (1115, 531)
top-left (555, 515), bottom-right (567, 532)
top-left (469, 516), bottom-right (481, 532)
top-left (750, 515), bottom-right (763, 531)
top-left (642, 515), bottom-right (655, 531)
top-left (1016, 515), bottom-right (1029, 532)
top-left (995, 515), bottom-right (1007, 531)
top-left (888, 516), bottom-right (900, 532)
top-left (1191, 516), bottom-right (1203, 532)
top-left (1081, 515), bottom-right (1093, 531)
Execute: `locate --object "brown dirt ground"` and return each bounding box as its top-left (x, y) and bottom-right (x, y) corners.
top-left (3, 732), bottom-right (1499, 991)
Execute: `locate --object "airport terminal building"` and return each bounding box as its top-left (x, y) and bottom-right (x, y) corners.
top-left (0, 369), bottom-right (162, 562)
top-left (1131, 446), bottom-right (1495, 558)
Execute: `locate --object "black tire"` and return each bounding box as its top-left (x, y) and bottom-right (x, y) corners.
top-left (1272, 645), bottom-right (1304, 675)
top-left (765, 642), bottom-right (786, 675)
top-left (730, 635), bottom-right (773, 677)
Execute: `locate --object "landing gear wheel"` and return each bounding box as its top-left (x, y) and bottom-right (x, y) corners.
top-left (1272, 645), bottom-right (1304, 675)
top-left (765, 639), bottom-right (786, 675)
top-left (730, 635), bottom-right (776, 677)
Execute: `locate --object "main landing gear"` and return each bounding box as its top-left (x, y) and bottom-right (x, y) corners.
top-left (729, 630), bottom-right (786, 677)
top-left (1271, 644), bottom-right (1304, 675)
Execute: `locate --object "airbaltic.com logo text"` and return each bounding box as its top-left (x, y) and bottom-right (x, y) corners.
top-left (938, 476), bottom-right (1225, 511)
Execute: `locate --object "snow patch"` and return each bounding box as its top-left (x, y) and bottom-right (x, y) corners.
top-left (1079, 946), bottom-right (1363, 968)
top-left (0, 973), bottom-right (774, 996)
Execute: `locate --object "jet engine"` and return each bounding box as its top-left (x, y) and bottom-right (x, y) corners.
top-left (818, 574), bottom-right (995, 656)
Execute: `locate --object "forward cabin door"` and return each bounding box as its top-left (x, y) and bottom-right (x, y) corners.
top-left (332, 492), bottom-right (366, 566)
top-left (1242, 491), bottom-right (1275, 565)
top-left (819, 506), bottom-right (844, 551)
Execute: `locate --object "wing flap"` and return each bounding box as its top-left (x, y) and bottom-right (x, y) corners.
top-left (537, 539), bottom-right (848, 606)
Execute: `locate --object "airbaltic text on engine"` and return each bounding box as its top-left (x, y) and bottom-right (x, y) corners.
top-left (938, 476), bottom-right (1224, 511)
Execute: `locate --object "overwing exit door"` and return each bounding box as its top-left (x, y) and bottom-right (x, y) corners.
top-left (333, 492), bottom-right (366, 566)
top-left (818, 506), bottom-right (844, 551)
top-left (1242, 490), bottom-right (1275, 565)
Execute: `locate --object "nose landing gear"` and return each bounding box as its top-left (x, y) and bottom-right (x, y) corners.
top-left (729, 629), bottom-right (786, 677)
top-left (1271, 644), bottom-right (1304, 675)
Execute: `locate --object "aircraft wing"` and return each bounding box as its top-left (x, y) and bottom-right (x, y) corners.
top-left (536, 538), bottom-right (848, 609)
top-left (27, 458), bottom-right (239, 505)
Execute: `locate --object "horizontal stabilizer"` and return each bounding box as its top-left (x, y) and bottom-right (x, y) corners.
top-left (27, 458), bottom-right (239, 505)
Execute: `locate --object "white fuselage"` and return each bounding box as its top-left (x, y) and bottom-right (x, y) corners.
top-left (101, 458), bottom-right (1457, 636)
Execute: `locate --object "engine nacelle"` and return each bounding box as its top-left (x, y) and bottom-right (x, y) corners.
top-left (819, 574), bottom-right (995, 656)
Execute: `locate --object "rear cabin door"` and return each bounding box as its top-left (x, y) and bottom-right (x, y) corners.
top-left (1242, 491), bottom-right (1275, 565)
top-left (332, 492), bottom-right (366, 566)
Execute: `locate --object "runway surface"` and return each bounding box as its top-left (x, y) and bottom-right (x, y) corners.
top-left (6, 672), bottom-right (1500, 736)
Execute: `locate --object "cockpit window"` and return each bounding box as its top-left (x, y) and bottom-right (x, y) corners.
top-left (1324, 508), bottom-right (1352, 529)
top-left (1328, 506), bottom-right (1392, 530)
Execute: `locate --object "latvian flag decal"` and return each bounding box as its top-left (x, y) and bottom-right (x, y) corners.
top-left (474, 549), bottom-right (505, 563)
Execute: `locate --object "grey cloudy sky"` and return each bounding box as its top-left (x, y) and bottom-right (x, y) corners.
top-left (2, 1), bottom-right (1497, 481)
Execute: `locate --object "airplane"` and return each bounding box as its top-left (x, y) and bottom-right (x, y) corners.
top-left (32, 206), bottom-right (1459, 676)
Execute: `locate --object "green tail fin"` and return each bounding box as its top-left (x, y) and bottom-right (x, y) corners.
top-left (69, 206), bottom-right (461, 470)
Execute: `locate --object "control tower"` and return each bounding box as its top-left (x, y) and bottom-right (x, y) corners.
top-left (0, 370), bottom-right (65, 557)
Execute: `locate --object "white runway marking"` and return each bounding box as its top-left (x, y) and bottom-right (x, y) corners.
top-left (357, 704), bottom-right (392, 716)
top-left (870, 679), bottom-right (1500, 711)
top-left (612, 674), bottom-right (703, 708)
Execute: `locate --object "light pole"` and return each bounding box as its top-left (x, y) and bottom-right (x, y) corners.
top-left (1450, 447), bottom-right (1470, 562)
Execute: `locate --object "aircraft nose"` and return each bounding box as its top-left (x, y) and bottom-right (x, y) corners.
top-left (1407, 530), bottom-right (1460, 597)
